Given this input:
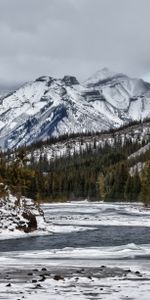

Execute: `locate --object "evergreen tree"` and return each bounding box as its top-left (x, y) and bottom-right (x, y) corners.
top-left (140, 162), bottom-right (150, 205)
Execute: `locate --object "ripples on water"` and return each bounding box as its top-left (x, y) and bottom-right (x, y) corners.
top-left (0, 202), bottom-right (150, 253)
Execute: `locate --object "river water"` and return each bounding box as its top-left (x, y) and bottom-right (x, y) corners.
top-left (0, 202), bottom-right (150, 253)
top-left (1, 202), bottom-right (150, 300)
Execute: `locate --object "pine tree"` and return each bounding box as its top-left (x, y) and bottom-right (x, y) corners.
top-left (140, 162), bottom-right (150, 205)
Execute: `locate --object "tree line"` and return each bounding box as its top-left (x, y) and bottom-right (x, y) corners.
top-left (0, 136), bottom-right (150, 205)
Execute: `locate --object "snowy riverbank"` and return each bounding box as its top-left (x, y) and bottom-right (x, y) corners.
top-left (1, 201), bottom-right (150, 299)
top-left (0, 244), bottom-right (150, 300)
top-left (0, 194), bottom-right (47, 240)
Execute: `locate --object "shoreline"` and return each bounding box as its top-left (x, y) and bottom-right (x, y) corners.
top-left (0, 264), bottom-right (149, 300)
top-left (1, 202), bottom-right (150, 299)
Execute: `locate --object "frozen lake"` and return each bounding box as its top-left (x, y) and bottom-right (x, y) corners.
top-left (1, 201), bottom-right (150, 299)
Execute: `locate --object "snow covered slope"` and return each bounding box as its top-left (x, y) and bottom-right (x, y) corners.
top-left (27, 120), bottom-right (150, 163)
top-left (0, 69), bottom-right (150, 149)
top-left (128, 142), bottom-right (150, 160)
top-left (84, 68), bottom-right (150, 120)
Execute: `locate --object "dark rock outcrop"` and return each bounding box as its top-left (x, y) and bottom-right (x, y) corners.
top-left (17, 211), bottom-right (37, 233)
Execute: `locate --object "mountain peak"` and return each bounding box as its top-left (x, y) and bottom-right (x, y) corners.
top-left (84, 68), bottom-right (125, 86)
top-left (96, 67), bottom-right (117, 78)
top-left (35, 76), bottom-right (53, 82)
top-left (0, 69), bottom-right (150, 150)
top-left (62, 75), bottom-right (79, 86)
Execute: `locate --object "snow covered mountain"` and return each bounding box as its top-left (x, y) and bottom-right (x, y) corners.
top-left (0, 68), bottom-right (150, 149)
top-left (84, 68), bottom-right (150, 119)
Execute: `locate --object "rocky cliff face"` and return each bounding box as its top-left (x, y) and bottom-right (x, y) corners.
top-left (0, 68), bottom-right (150, 150)
top-left (0, 193), bottom-right (46, 239)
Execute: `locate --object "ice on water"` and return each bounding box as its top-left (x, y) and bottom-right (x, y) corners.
top-left (1, 201), bottom-right (150, 299)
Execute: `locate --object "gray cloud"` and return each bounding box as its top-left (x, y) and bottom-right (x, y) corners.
top-left (0, 0), bottom-right (150, 89)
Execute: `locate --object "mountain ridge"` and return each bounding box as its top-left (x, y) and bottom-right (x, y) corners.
top-left (0, 68), bottom-right (150, 149)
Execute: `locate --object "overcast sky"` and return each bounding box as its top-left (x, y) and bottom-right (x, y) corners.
top-left (0, 0), bottom-right (150, 90)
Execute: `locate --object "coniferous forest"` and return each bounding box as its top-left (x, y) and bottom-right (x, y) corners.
top-left (0, 126), bottom-right (150, 205)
